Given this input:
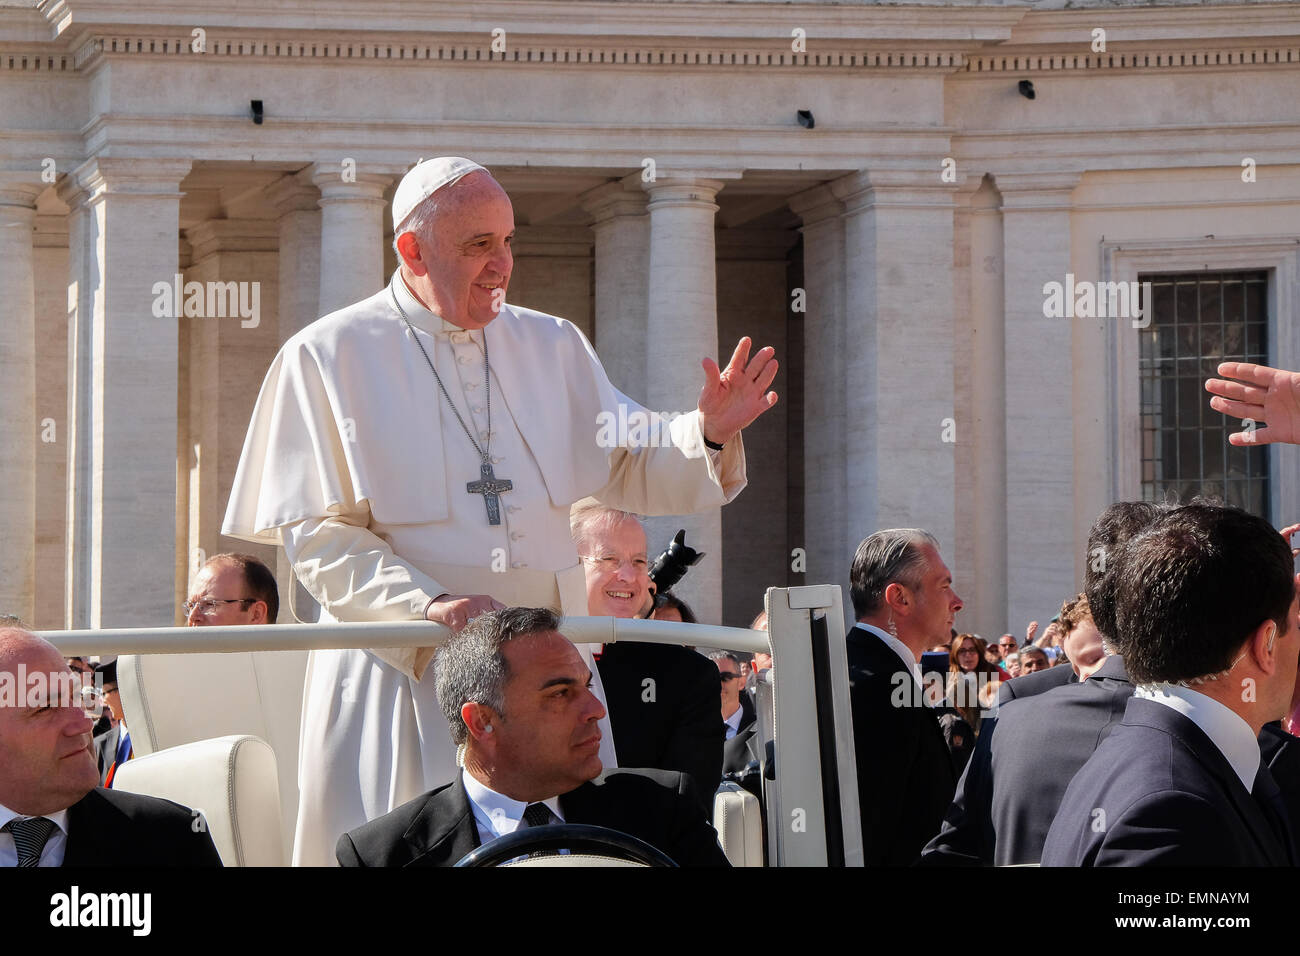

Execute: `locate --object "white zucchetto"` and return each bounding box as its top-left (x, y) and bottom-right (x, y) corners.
top-left (392, 156), bottom-right (487, 232)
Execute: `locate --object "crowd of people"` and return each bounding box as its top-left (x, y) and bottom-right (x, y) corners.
top-left (4, 147), bottom-right (1300, 869)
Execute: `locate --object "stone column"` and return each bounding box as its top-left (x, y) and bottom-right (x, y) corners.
top-left (995, 172), bottom-right (1081, 631)
top-left (789, 185), bottom-right (852, 618)
top-left (642, 175), bottom-right (726, 624)
top-left (582, 179), bottom-right (649, 400)
top-left (183, 219), bottom-right (282, 616)
top-left (0, 173), bottom-right (45, 624)
top-left (829, 169), bottom-right (958, 560)
top-left (508, 225), bottom-right (595, 340)
top-left (269, 170), bottom-right (321, 344)
top-left (59, 158), bottom-right (192, 628)
top-left (34, 211), bottom-right (70, 629)
top-left (268, 170), bottom-right (323, 621)
top-left (311, 164), bottom-right (392, 315)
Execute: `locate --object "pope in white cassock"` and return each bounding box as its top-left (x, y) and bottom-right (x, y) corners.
top-left (222, 157), bottom-right (778, 866)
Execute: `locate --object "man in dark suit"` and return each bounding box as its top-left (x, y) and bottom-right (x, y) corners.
top-left (711, 652), bottom-right (757, 777)
top-left (0, 628), bottom-right (221, 867)
top-left (1043, 503), bottom-right (1300, 866)
top-left (337, 607), bottom-right (728, 866)
top-left (923, 651), bottom-right (1134, 866)
top-left (846, 528), bottom-right (963, 865)
top-left (571, 502), bottom-right (723, 801)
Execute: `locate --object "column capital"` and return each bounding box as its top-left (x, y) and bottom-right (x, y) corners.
top-left (185, 219), bottom-right (280, 262)
top-left (266, 168), bottom-right (321, 218)
top-left (788, 183), bottom-right (844, 228)
top-left (643, 177), bottom-right (728, 211)
top-left (310, 163), bottom-right (394, 204)
top-left (0, 171), bottom-right (46, 210)
top-left (992, 171), bottom-right (1082, 211)
top-left (829, 167), bottom-right (963, 214)
top-left (64, 157), bottom-right (192, 205)
top-left (580, 180), bottom-right (646, 223)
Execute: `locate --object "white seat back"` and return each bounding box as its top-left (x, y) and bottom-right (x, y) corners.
top-left (713, 782), bottom-right (764, 867)
top-left (112, 735), bottom-right (285, 867)
top-left (117, 650), bottom-right (307, 862)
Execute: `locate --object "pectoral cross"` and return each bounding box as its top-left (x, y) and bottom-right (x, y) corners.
top-left (467, 461), bottom-right (513, 525)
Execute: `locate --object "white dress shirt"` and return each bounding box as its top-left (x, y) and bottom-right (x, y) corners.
top-left (1134, 683), bottom-right (1260, 792)
top-left (461, 769), bottom-right (566, 847)
top-left (854, 622), bottom-right (923, 686)
top-left (0, 803), bottom-right (69, 867)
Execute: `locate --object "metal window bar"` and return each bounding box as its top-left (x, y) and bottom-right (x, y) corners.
top-left (1137, 270), bottom-right (1270, 518)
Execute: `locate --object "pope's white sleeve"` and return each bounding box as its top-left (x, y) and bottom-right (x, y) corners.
top-left (282, 506), bottom-right (448, 681)
top-left (592, 408), bottom-right (748, 516)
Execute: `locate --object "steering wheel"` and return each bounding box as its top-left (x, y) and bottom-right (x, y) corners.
top-left (453, 824), bottom-right (678, 867)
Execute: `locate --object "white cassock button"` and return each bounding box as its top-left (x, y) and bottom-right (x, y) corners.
top-left (491, 456), bottom-right (502, 464)
top-left (465, 382), bottom-right (478, 390)
top-left (510, 531), bottom-right (524, 541)
top-left (457, 355), bottom-right (471, 365)
top-left (507, 505), bottom-right (521, 514)
top-left (511, 561), bottom-right (529, 569)
top-left (450, 331), bottom-right (469, 344)
top-left (471, 406), bottom-right (484, 414)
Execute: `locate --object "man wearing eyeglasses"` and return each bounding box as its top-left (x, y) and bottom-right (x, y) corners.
top-left (571, 500), bottom-right (723, 805)
top-left (0, 628), bottom-right (222, 867)
top-left (183, 553), bottom-right (280, 627)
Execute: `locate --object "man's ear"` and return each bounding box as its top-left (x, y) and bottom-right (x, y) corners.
top-left (396, 231), bottom-right (428, 277)
top-left (883, 581), bottom-right (909, 617)
top-left (461, 702), bottom-right (497, 742)
top-left (1249, 619), bottom-right (1280, 676)
top-left (249, 601), bottom-right (269, 625)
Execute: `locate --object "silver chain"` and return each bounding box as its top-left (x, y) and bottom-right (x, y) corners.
top-left (390, 288), bottom-right (492, 463)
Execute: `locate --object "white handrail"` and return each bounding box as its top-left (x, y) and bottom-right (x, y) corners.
top-left (38, 617), bottom-right (770, 657)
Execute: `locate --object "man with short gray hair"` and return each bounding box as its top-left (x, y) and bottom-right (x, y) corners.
top-left (846, 528), bottom-right (963, 864)
top-left (335, 608), bottom-right (729, 867)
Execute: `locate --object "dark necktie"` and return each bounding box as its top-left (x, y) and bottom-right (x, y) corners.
top-left (1251, 765), bottom-right (1297, 865)
top-left (522, 802), bottom-right (556, 829)
top-left (3, 817), bottom-right (58, 868)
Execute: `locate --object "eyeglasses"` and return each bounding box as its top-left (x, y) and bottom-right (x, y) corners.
top-left (579, 555), bottom-right (649, 574)
top-left (79, 685), bottom-right (106, 719)
top-left (183, 598), bottom-right (254, 616)
top-left (33, 683), bottom-right (105, 718)
top-left (719, 672), bottom-right (741, 683)
top-left (958, 648), bottom-right (979, 655)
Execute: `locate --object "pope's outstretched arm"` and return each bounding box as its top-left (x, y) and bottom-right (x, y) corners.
top-left (592, 336), bottom-right (778, 515)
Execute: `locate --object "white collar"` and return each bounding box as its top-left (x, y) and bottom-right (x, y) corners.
top-left (1134, 683), bottom-right (1260, 792)
top-left (723, 704), bottom-right (744, 732)
top-left (461, 769), bottom-right (565, 839)
top-left (0, 802), bottom-right (69, 838)
top-left (854, 622), bottom-right (923, 686)
top-left (392, 271), bottom-right (485, 340)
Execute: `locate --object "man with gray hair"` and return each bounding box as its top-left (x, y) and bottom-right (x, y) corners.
top-left (846, 528), bottom-right (964, 864)
top-left (224, 157), bottom-right (777, 864)
top-left (335, 608), bottom-right (728, 867)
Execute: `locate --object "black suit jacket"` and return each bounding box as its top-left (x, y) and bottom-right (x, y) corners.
top-left (922, 654), bottom-right (1133, 866)
top-left (1260, 721), bottom-right (1300, 836)
top-left (596, 642), bottom-right (723, 802)
top-left (61, 787), bottom-right (223, 867)
top-left (335, 768), bottom-right (731, 867)
top-left (846, 625), bottom-right (956, 865)
top-left (1042, 696), bottom-right (1294, 866)
top-left (997, 661), bottom-right (1075, 705)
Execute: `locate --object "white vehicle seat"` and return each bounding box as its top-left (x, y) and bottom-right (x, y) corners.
top-left (117, 650), bottom-right (308, 862)
top-left (713, 781), bottom-right (764, 866)
top-left (112, 734), bottom-right (285, 867)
